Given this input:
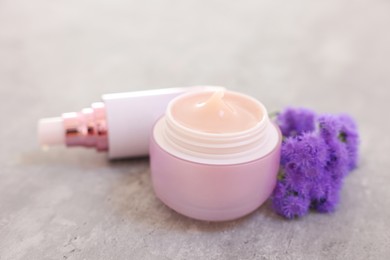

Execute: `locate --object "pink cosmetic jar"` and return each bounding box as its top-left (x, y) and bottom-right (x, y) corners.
top-left (149, 89), bottom-right (282, 221)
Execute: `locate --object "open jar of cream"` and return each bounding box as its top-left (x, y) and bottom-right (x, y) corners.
top-left (150, 89), bottom-right (282, 221)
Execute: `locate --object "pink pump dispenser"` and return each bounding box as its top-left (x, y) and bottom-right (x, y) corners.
top-left (150, 89), bottom-right (282, 221)
top-left (38, 86), bottom-right (223, 158)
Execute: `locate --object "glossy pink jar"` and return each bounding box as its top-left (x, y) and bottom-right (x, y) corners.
top-left (149, 90), bottom-right (281, 221)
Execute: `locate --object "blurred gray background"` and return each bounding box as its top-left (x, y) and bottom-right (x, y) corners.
top-left (0, 0), bottom-right (389, 259)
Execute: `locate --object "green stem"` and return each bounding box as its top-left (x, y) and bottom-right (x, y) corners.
top-left (268, 111), bottom-right (280, 120)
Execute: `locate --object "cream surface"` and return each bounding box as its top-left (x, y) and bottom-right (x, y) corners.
top-left (171, 90), bottom-right (263, 133)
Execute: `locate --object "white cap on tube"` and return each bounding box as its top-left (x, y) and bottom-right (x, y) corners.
top-left (38, 117), bottom-right (65, 147)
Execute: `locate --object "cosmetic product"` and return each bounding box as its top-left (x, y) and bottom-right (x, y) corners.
top-left (150, 89), bottom-right (282, 221)
top-left (38, 86), bottom-right (222, 159)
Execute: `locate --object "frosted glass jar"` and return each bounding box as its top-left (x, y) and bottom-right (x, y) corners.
top-left (150, 89), bottom-right (281, 221)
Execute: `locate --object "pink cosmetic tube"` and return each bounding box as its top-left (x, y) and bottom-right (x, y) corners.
top-left (150, 90), bottom-right (282, 221)
top-left (38, 86), bottom-right (223, 159)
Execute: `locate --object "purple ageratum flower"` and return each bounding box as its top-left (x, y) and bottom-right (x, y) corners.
top-left (281, 132), bottom-right (328, 183)
top-left (326, 138), bottom-right (349, 182)
top-left (272, 107), bottom-right (359, 219)
top-left (273, 181), bottom-right (287, 200)
top-left (272, 132), bottom-right (329, 218)
top-left (272, 184), bottom-right (311, 219)
top-left (311, 179), bottom-right (342, 213)
top-left (318, 114), bottom-right (342, 143)
top-left (318, 115), bottom-right (350, 179)
top-left (277, 107), bottom-right (317, 137)
top-left (271, 182), bottom-right (287, 216)
top-left (338, 114), bottom-right (360, 170)
top-left (308, 173), bottom-right (332, 201)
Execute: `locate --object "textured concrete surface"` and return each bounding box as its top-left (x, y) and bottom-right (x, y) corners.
top-left (1, 0), bottom-right (390, 259)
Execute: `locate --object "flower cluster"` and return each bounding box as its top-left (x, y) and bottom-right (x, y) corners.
top-left (272, 107), bottom-right (359, 219)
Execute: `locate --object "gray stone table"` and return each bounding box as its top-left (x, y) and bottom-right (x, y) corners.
top-left (1, 0), bottom-right (389, 259)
